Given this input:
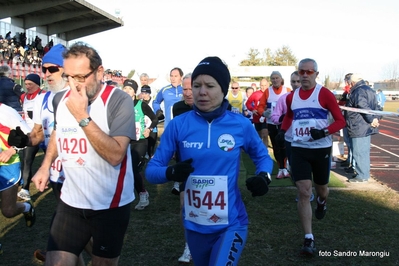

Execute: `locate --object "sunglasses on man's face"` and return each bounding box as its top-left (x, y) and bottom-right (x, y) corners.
top-left (42, 66), bottom-right (61, 74)
top-left (298, 69), bottom-right (317, 76)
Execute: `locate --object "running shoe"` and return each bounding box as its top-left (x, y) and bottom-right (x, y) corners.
top-left (282, 168), bottom-right (290, 178)
top-left (171, 182), bottom-right (180, 195)
top-left (18, 189), bottom-right (31, 201)
top-left (178, 245), bottom-right (192, 263)
top-left (276, 169), bottom-right (284, 179)
top-left (24, 201), bottom-right (36, 227)
top-left (315, 197), bottom-right (327, 220)
top-left (300, 238), bottom-right (316, 256)
top-left (348, 177), bottom-right (368, 183)
top-left (135, 191), bottom-right (150, 210)
top-left (34, 249), bottom-right (46, 261)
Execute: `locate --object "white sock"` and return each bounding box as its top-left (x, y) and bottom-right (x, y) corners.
top-left (21, 189), bottom-right (29, 194)
top-left (305, 234), bottom-right (314, 240)
top-left (23, 203), bottom-right (31, 212)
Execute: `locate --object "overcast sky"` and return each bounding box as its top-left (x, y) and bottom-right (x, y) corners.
top-left (80, 0), bottom-right (399, 82)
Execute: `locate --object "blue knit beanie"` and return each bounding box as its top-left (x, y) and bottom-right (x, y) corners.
top-left (25, 73), bottom-right (41, 86)
top-left (42, 44), bottom-right (66, 66)
top-left (191, 56), bottom-right (231, 97)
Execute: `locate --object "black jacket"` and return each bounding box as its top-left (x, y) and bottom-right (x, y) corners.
top-left (345, 80), bottom-right (379, 137)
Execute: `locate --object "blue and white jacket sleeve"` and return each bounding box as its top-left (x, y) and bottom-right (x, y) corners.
top-left (152, 89), bottom-right (164, 113)
top-left (145, 118), bottom-right (178, 184)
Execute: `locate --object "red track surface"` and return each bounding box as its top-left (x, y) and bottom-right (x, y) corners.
top-left (333, 113), bottom-right (399, 191)
top-left (369, 116), bottom-right (399, 191)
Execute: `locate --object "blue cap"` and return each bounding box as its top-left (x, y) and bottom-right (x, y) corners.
top-left (42, 44), bottom-right (66, 66)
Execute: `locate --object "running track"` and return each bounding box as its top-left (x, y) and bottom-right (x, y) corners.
top-left (369, 115), bottom-right (399, 192)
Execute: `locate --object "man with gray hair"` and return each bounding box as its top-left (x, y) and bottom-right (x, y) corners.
top-left (0, 64), bottom-right (23, 112)
top-left (140, 73), bottom-right (149, 87)
top-left (276, 58), bottom-right (345, 255)
top-left (345, 73), bottom-right (380, 183)
top-left (136, 73), bottom-right (150, 100)
top-left (7, 43), bottom-right (72, 262)
top-left (258, 71), bottom-right (292, 179)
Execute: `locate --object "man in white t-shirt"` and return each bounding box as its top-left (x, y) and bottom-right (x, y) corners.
top-left (31, 42), bottom-right (135, 266)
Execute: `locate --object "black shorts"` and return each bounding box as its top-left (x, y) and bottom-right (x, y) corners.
top-left (254, 122), bottom-right (267, 131)
top-left (291, 146), bottom-right (332, 185)
top-left (47, 200), bottom-right (131, 258)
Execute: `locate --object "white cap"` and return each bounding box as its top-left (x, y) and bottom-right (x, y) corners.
top-left (350, 73), bottom-right (363, 83)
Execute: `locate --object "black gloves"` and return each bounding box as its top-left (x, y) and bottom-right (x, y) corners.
top-left (275, 130), bottom-right (286, 148)
top-left (310, 128), bottom-right (326, 140)
top-left (246, 172), bottom-right (271, 197)
top-left (8, 126), bottom-right (29, 148)
top-left (12, 84), bottom-right (24, 97)
top-left (166, 158), bottom-right (194, 182)
top-left (156, 109), bottom-right (165, 121)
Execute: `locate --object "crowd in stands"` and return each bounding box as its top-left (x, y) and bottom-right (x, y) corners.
top-left (1, 32), bottom-right (125, 79)
top-left (0, 31), bottom-right (54, 67)
top-left (105, 68), bottom-right (123, 77)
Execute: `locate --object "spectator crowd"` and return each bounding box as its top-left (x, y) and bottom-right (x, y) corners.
top-left (0, 31), bottom-right (54, 67)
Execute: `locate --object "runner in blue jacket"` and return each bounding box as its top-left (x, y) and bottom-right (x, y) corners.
top-left (152, 67), bottom-right (183, 128)
top-left (146, 56), bottom-right (273, 266)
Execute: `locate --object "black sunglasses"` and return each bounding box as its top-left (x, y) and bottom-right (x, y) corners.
top-left (42, 66), bottom-right (61, 74)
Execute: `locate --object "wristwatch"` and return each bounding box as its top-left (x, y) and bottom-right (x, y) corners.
top-left (323, 128), bottom-right (330, 136)
top-left (79, 117), bottom-right (92, 127)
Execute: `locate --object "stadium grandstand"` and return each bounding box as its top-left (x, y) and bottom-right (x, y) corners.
top-left (0, 0), bottom-right (124, 82)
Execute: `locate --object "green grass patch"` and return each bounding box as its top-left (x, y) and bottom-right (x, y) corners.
top-left (2, 148), bottom-right (399, 265)
top-left (383, 100), bottom-right (399, 113)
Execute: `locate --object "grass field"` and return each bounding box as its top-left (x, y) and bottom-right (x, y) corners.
top-left (382, 100), bottom-right (399, 113)
top-left (1, 102), bottom-right (399, 265)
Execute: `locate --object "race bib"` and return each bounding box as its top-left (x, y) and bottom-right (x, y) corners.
top-left (231, 107), bottom-right (240, 114)
top-left (184, 175), bottom-right (229, 225)
top-left (270, 101), bottom-right (277, 115)
top-left (144, 115), bottom-right (152, 128)
top-left (57, 126), bottom-right (91, 168)
top-left (50, 157), bottom-right (65, 183)
top-left (135, 121), bottom-right (142, 140)
top-left (292, 119), bottom-right (316, 142)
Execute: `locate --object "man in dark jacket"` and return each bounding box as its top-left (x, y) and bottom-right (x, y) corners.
top-left (0, 65), bottom-right (23, 112)
top-left (345, 73), bottom-right (380, 183)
